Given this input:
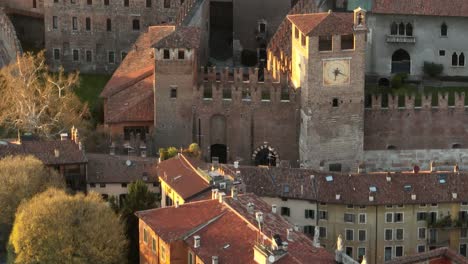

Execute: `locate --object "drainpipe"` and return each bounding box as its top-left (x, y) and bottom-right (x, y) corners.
top-left (375, 205), bottom-right (378, 264)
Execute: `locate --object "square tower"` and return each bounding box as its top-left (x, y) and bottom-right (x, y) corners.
top-left (289, 8), bottom-right (367, 172)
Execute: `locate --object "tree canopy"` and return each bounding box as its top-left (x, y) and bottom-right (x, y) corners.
top-left (8, 188), bottom-right (127, 264)
top-left (0, 51), bottom-right (89, 138)
top-left (0, 155), bottom-right (65, 228)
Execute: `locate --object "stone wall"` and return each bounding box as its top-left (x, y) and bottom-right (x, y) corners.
top-left (0, 8), bottom-right (22, 68)
top-left (365, 93), bottom-right (468, 150)
top-left (1, 0), bottom-right (44, 15)
top-left (44, 0), bottom-right (180, 73)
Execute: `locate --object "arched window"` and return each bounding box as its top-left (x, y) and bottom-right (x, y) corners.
top-left (390, 22), bottom-right (398, 35)
top-left (405, 23), bottom-right (413, 36)
top-left (441, 23), bottom-right (448, 36)
top-left (452, 52), bottom-right (458, 66)
top-left (398, 22), bottom-right (405, 35)
top-left (459, 52), bottom-right (465, 66)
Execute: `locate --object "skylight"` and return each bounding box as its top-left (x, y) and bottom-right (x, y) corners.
top-left (438, 174), bottom-right (447, 184)
top-left (404, 185), bottom-right (412, 191)
top-left (326, 175), bottom-right (333, 182)
top-left (369, 186), bottom-right (377, 192)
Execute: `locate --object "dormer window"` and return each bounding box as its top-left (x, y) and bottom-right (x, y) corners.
top-left (163, 49), bottom-right (170, 59)
top-left (178, 49), bottom-right (185, 60)
top-left (318, 35), bottom-right (332, 51)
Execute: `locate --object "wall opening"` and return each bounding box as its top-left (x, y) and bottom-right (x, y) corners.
top-left (210, 144), bottom-right (227, 163)
top-left (210, 1), bottom-right (233, 62)
top-left (253, 145), bottom-right (279, 166)
top-left (391, 49), bottom-right (411, 74)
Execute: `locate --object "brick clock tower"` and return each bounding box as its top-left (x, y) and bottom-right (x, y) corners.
top-left (289, 8), bottom-right (367, 172)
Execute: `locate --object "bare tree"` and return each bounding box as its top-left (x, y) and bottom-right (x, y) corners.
top-left (0, 51), bottom-right (89, 138)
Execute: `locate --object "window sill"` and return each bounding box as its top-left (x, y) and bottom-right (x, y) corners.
top-left (451, 66), bottom-right (465, 68)
top-left (261, 99), bottom-right (271, 102)
top-left (222, 98), bottom-right (232, 101)
top-left (319, 50), bottom-right (333, 53)
top-left (203, 98), bottom-right (213, 101)
top-left (280, 99), bottom-right (290, 102)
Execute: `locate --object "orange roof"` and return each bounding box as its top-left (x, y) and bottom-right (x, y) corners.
top-left (136, 194), bottom-right (335, 263)
top-left (373, 0), bottom-right (468, 17)
top-left (287, 12), bottom-right (354, 36)
top-left (101, 25), bottom-right (175, 98)
top-left (157, 155), bottom-right (211, 200)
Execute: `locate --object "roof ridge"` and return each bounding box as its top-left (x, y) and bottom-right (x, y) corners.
top-left (182, 210), bottom-right (227, 240)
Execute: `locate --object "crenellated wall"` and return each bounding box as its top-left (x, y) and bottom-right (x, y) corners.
top-left (365, 93), bottom-right (468, 150)
top-left (193, 66), bottom-right (300, 166)
top-left (0, 8), bottom-right (22, 68)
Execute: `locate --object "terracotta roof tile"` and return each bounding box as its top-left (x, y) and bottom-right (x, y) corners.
top-left (373, 0), bottom-right (468, 17)
top-left (287, 12), bottom-right (354, 36)
top-left (0, 140), bottom-right (86, 165)
top-left (154, 27), bottom-right (201, 49)
top-left (86, 153), bottom-right (158, 183)
top-left (387, 247), bottom-right (468, 264)
top-left (157, 155), bottom-right (211, 200)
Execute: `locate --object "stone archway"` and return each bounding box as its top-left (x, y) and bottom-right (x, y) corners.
top-left (391, 49), bottom-right (411, 74)
top-left (252, 144), bottom-right (279, 166)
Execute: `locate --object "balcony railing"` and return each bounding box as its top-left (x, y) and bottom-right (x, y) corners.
top-left (386, 35), bottom-right (416, 43)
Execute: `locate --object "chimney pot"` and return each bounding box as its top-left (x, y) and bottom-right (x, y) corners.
top-left (335, 194), bottom-right (341, 200)
top-left (60, 133), bottom-right (68, 141)
top-left (282, 241), bottom-right (288, 251)
top-left (452, 193), bottom-right (458, 199)
top-left (54, 149), bottom-right (60, 158)
top-left (247, 202), bottom-right (254, 214)
top-left (218, 192), bottom-right (226, 203)
top-left (287, 228), bottom-right (293, 241)
top-left (272, 204), bottom-right (277, 214)
top-left (411, 194), bottom-right (417, 200)
top-left (231, 186), bottom-right (238, 200)
top-left (194, 235), bottom-right (200, 248)
top-left (212, 256), bottom-right (218, 264)
top-left (369, 196), bottom-right (374, 202)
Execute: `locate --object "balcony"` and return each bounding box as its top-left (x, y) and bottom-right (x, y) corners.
top-left (386, 35), bottom-right (416, 44)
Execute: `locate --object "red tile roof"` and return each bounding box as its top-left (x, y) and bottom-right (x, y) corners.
top-left (0, 140), bottom-right (86, 165)
top-left (157, 155), bottom-right (211, 200)
top-left (154, 27), bottom-right (201, 49)
top-left (287, 12), bottom-right (354, 36)
top-left (136, 194), bottom-right (335, 263)
top-left (386, 247), bottom-right (468, 264)
top-left (373, 0), bottom-right (468, 17)
top-left (86, 153), bottom-right (158, 183)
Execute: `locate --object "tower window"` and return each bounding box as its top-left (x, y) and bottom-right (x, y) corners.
top-left (85, 17), bottom-right (91, 31)
top-left (164, 0), bottom-right (170, 8)
top-left (108, 51), bottom-right (115, 64)
top-left (178, 50), bottom-right (185, 60)
top-left (124, 0), bottom-right (129, 7)
top-left (170, 87), bottom-right (177, 98)
top-left (319, 35), bottom-right (332, 51)
top-left (132, 19), bottom-right (140, 31)
top-left (87, 0), bottom-right (92, 5)
top-left (104, 0), bottom-right (109, 5)
top-left (72, 49), bottom-right (79, 61)
top-left (332, 98), bottom-right (339, 107)
top-left (33, 0), bottom-right (37, 8)
top-left (52, 16), bottom-right (58, 29)
top-left (53, 48), bottom-right (60, 60)
top-left (106, 19), bottom-right (112, 31)
top-left (163, 49), bottom-right (170, 59)
top-left (72, 17), bottom-right (78, 30)
top-left (146, 0), bottom-right (151, 7)
top-left (86, 50), bottom-right (92, 62)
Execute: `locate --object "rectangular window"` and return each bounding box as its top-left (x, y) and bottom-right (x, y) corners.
top-left (163, 49), bottom-right (170, 59)
top-left (104, 0), bottom-right (109, 5)
top-left (143, 228), bottom-right (148, 243)
top-left (344, 213), bottom-right (355, 223)
top-left (281, 207), bottom-right (290, 216)
top-left (85, 17), bottom-right (91, 31)
top-left (384, 247), bottom-right (392, 261)
top-left (222, 88), bottom-right (231, 100)
top-left (53, 48), bottom-right (60, 60)
top-left (318, 35), bottom-right (332, 51)
top-left (294, 27), bottom-right (299, 39)
top-left (439, 50), bottom-right (446, 56)
top-left (132, 19), bottom-right (140, 31)
top-left (394, 213), bottom-right (404, 223)
top-left (358, 230), bottom-right (366, 241)
top-left (461, 244), bottom-right (467, 257)
top-left (72, 17), bottom-right (78, 30)
top-left (341, 34), bottom-right (354, 50)
top-left (395, 246), bottom-right (403, 257)
top-left (146, 0), bottom-right (152, 7)
top-left (151, 237), bottom-right (156, 252)
top-left (319, 227), bottom-right (327, 238)
top-left (385, 229), bottom-right (393, 241)
top-left (86, 50), bottom-right (92, 62)
top-left (188, 252), bottom-right (194, 264)
top-left (100, 183), bottom-right (106, 188)
top-left (90, 183), bottom-right (96, 188)
top-left (396, 228), bottom-right (404, 241)
top-left (417, 245), bottom-right (425, 253)
top-left (161, 245), bottom-right (166, 261)
top-left (164, 0), bottom-right (170, 8)
top-left (418, 228), bottom-right (426, 240)
top-left (429, 212), bottom-right (437, 225)
top-left (345, 229), bottom-right (354, 241)
top-left (52, 16), bottom-right (58, 29)
top-left (429, 229), bottom-right (437, 244)
top-left (124, 0), bottom-right (129, 6)
top-left (303, 225), bottom-right (314, 236)
top-left (385, 212), bottom-right (393, 223)
top-left (319, 210), bottom-right (328, 220)
top-left (359, 213), bottom-right (366, 224)
top-left (170, 87), bottom-right (177, 98)
top-left (178, 50), bottom-right (185, 60)
top-left (72, 49), bottom-right (79, 61)
top-left (301, 34), bottom-right (306, 46)
top-left (416, 212), bottom-right (427, 221)
top-left (108, 51), bottom-right (115, 64)
top-left (106, 19), bottom-right (112, 31)
top-left (345, 247), bottom-right (353, 258)
top-left (461, 228), bottom-right (468, 238)
top-left (87, 0), bottom-right (92, 4)
top-left (329, 163), bottom-right (341, 172)
top-left (305, 209), bottom-right (315, 219)
top-left (121, 183), bottom-right (127, 188)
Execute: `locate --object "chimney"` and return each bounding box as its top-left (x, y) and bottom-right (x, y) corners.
top-left (212, 256), bottom-right (218, 264)
top-left (60, 133), bottom-right (68, 141)
top-left (272, 204), bottom-right (277, 214)
top-left (294, 224), bottom-right (299, 232)
top-left (231, 185), bottom-right (238, 200)
top-left (335, 194), bottom-right (341, 200)
top-left (247, 202), bottom-right (254, 214)
top-left (386, 174), bottom-right (391, 182)
top-left (54, 149), bottom-right (60, 158)
top-left (369, 196), bottom-right (374, 202)
top-left (452, 193), bottom-right (458, 199)
top-left (411, 194), bottom-right (417, 200)
top-left (255, 211), bottom-right (264, 224)
top-left (286, 228), bottom-right (293, 241)
top-left (194, 235), bottom-right (200, 248)
top-left (218, 192), bottom-right (226, 203)
top-left (430, 161), bottom-right (436, 172)
top-left (282, 241), bottom-right (288, 251)
top-left (211, 189), bottom-right (219, 200)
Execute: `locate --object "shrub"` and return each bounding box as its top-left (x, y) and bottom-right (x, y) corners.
top-left (391, 73), bottom-right (408, 88)
top-left (423, 61), bottom-right (444, 77)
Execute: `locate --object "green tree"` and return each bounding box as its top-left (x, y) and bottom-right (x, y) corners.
top-left (0, 51), bottom-right (89, 138)
top-left (8, 188), bottom-right (127, 264)
top-left (187, 143), bottom-right (201, 158)
top-left (166, 147), bottom-right (179, 159)
top-left (0, 155), bottom-right (64, 251)
top-left (121, 180), bottom-right (158, 264)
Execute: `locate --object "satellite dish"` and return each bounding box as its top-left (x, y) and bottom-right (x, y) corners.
top-left (126, 160), bottom-right (132, 167)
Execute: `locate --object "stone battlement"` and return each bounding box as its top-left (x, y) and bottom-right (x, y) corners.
top-left (0, 8), bottom-right (22, 67)
top-left (196, 67), bottom-right (297, 104)
top-left (366, 93), bottom-right (467, 110)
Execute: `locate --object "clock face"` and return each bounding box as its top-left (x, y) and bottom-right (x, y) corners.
top-left (323, 59), bottom-right (350, 86)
